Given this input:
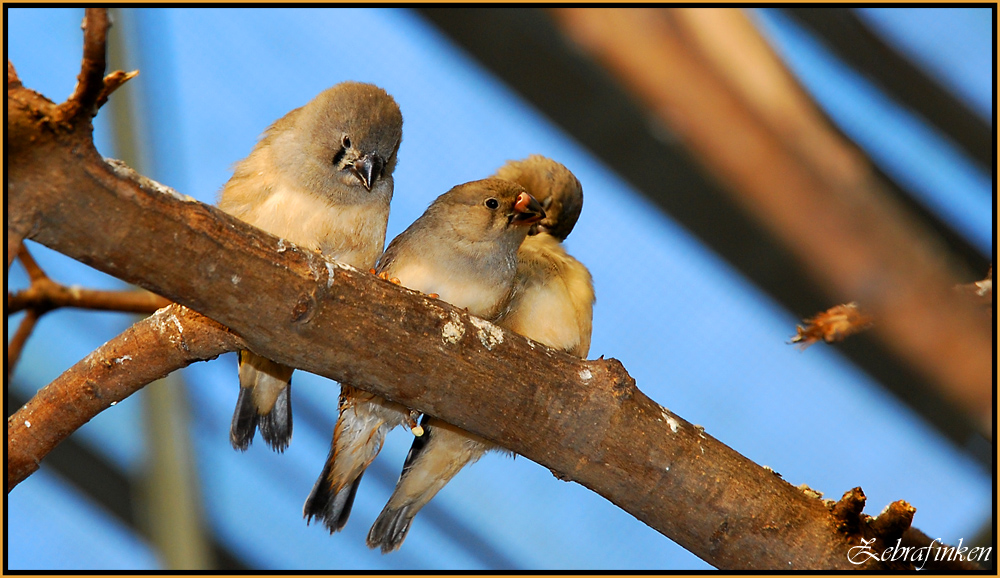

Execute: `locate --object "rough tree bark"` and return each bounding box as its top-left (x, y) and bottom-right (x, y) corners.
top-left (6, 9), bottom-right (978, 570)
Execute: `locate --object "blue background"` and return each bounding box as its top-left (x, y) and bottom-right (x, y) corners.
top-left (6, 7), bottom-right (993, 570)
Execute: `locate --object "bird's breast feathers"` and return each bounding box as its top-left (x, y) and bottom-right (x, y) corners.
top-left (389, 261), bottom-right (511, 319)
top-left (247, 183), bottom-right (389, 269)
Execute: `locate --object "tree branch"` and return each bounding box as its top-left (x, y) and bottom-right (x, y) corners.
top-left (5, 244), bottom-right (171, 380)
top-left (51, 8), bottom-right (110, 124)
top-left (7, 278), bottom-right (170, 315)
top-left (7, 309), bottom-right (40, 384)
top-left (7, 304), bottom-right (242, 491)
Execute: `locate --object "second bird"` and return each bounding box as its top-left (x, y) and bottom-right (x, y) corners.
top-left (218, 82), bottom-right (403, 452)
top-left (366, 156), bottom-right (595, 553)
top-left (303, 178), bottom-right (545, 533)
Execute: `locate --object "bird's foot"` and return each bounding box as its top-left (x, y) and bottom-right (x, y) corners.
top-left (406, 410), bottom-right (424, 437)
top-left (377, 271), bottom-right (402, 285)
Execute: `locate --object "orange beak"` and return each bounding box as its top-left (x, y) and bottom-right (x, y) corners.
top-left (511, 192), bottom-right (545, 225)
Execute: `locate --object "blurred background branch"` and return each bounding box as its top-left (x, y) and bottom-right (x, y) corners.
top-left (781, 8), bottom-right (992, 171)
top-left (104, 8), bottom-right (215, 569)
top-left (549, 8), bottom-right (991, 436)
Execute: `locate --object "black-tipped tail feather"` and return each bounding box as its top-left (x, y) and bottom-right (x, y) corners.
top-left (230, 377), bottom-right (293, 452)
top-left (367, 504), bottom-right (415, 554)
top-left (258, 384), bottom-right (293, 452)
top-left (365, 416), bottom-right (431, 553)
top-left (303, 464), bottom-right (364, 534)
top-left (230, 387), bottom-right (259, 451)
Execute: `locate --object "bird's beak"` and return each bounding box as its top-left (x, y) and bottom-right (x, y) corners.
top-left (350, 153), bottom-right (385, 191)
top-left (510, 192), bottom-right (545, 225)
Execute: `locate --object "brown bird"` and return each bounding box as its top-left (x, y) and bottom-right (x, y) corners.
top-left (304, 178), bottom-right (545, 534)
top-left (218, 81), bottom-right (403, 453)
top-left (367, 156), bottom-right (594, 553)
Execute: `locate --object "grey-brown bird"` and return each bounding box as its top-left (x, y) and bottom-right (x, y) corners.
top-left (218, 82), bottom-right (403, 453)
top-left (493, 155), bottom-right (593, 357)
top-left (303, 178), bottom-right (545, 534)
top-left (367, 156), bottom-right (594, 553)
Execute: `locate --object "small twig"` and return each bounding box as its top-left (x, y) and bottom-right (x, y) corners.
top-left (954, 265), bottom-right (992, 309)
top-left (52, 8), bottom-right (110, 123)
top-left (7, 247), bottom-right (49, 380)
top-left (6, 243), bottom-right (172, 382)
top-left (7, 304), bottom-right (243, 492)
top-left (17, 245), bottom-right (46, 282)
top-left (868, 500), bottom-right (915, 544)
top-left (794, 264), bottom-right (992, 349)
top-left (96, 69), bottom-right (139, 109)
top-left (6, 309), bottom-right (40, 385)
top-left (7, 281), bottom-right (170, 316)
top-left (9, 245), bottom-right (170, 316)
top-left (791, 302), bottom-right (874, 348)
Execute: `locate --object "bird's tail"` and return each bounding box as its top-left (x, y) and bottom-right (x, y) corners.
top-left (258, 383), bottom-right (292, 451)
top-left (303, 390), bottom-right (401, 532)
top-left (230, 351), bottom-right (294, 452)
top-left (303, 458), bottom-right (365, 533)
top-left (229, 385), bottom-right (258, 451)
top-left (367, 417), bottom-right (491, 553)
top-left (367, 503), bottom-right (417, 554)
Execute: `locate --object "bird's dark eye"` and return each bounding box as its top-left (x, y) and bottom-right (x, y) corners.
top-left (485, 198), bottom-right (499, 209)
top-left (342, 135), bottom-right (352, 148)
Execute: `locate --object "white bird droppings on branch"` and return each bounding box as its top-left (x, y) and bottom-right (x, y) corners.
top-left (469, 316), bottom-right (504, 350)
